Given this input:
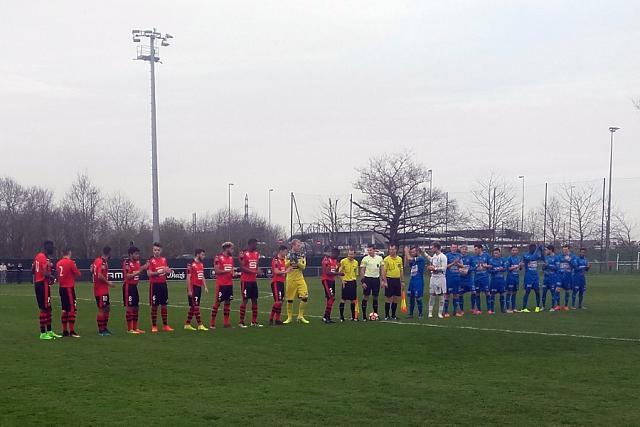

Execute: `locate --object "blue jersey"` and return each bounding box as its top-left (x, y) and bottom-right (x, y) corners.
top-left (459, 255), bottom-right (473, 283)
top-left (522, 247), bottom-right (543, 277)
top-left (488, 257), bottom-right (506, 277)
top-left (542, 254), bottom-right (559, 276)
top-left (558, 254), bottom-right (576, 275)
top-left (573, 256), bottom-right (589, 276)
top-left (505, 255), bottom-right (521, 278)
top-left (409, 256), bottom-right (426, 286)
top-left (472, 253), bottom-right (490, 278)
top-left (446, 251), bottom-right (462, 278)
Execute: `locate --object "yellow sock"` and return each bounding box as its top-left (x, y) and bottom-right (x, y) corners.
top-left (286, 302), bottom-right (294, 319)
top-left (298, 300), bottom-right (307, 318)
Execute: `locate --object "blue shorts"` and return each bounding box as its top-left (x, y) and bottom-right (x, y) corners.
top-left (506, 274), bottom-right (519, 292)
top-left (459, 278), bottom-right (474, 293)
top-left (474, 276), bottom-right (490, 293)
top-left (543, 275), bottom-right (559, 290)
top-left (560, 274), bottom-right (572, 290)
top-left (408, 281), bottom-right (424, 298)
top-left (523, 272), bottom-right (539, 290)
top-left (572, 275), bottom-right (586, 291)
top-left (490, 276), bottom-right (505, 293)
top-left (446, 275), bottom-right (461, 294)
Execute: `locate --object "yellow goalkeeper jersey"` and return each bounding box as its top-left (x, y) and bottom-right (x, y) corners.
top-left (285, 255), bottom-right (306, 282)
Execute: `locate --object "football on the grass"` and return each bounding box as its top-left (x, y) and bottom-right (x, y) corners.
top-left (369, 312), bottom-right (379, 321)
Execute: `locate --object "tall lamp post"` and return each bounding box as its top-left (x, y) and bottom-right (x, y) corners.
top-left (132, 28), bottom-right (173, 244)
top-left (518, 175), bottom-right (525, 242)
top-left (605, 126), bottom-right (620, 269)
top-left (427, 169), bottom-right (433, 243)
top-left (228, 183), bottom-right (234, 240)
top-left (268, 188), bottom-right (274, 226)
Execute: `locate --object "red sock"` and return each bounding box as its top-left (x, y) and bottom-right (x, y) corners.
top-left (211, 302), bottom-right (220, 327)
top-left (275, 302), bottom-right (282, 321)
top-left (161, 306), bottom-right (168, 325)
top-left (223, 302), bottom-right (230, 326)
top-left (61, 312), bottom-right (69, 333)
top-left (194, 307), bottom-right (202, 325)
top-left (104, 310), bottom-right (110, 329)
top-left (39, 310), bottom-right (47, 333)
top-left (68, 311), bottom-right (76, 332)
top-left (96, 311), bottom-right (104, 331)
top-left (239, 301), bottom-right (246, 324)
top-left (251, 301), bottom-right (258, 324)
top-left (186, 307), bottom-right (194, 324)
top-left (133, 309), bottom-right (139, 330)
top-left (151, 305), bottom-right (158, 327)
top-left (46, 307), bottom-right (52, 331)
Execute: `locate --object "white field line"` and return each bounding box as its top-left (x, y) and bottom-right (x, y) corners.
top-left (2, 292), bottom-right (639, 343)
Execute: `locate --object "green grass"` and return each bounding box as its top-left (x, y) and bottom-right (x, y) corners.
top-left (1, 275), bottom-right (639, 426)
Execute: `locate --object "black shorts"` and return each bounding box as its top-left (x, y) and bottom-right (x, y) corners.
top-left (59, 287), bottom-right (77, 312)
top-left (271, 282), bottom-right (284, 302)
top-left (95, 294), bottom-right (110, 308)
top-left (385, 278), bottom-right (402, 297)
top-left (34, 281), bottom-right (51, 310)
top-left (217, 285), bottom-right (234, 302)
top-left (150, 282), bottom-right (169, 306)
top-left (341, 280), bottom-right (357, 301)
top-left (189, 286), bottom-right (202, 307)
top-left (363, 277), bottom-right (381, 297)
top-left (241, 281), bottom-right (259, 300)
top-left (123, 284), bottom-right (140, 308)
top-left (322, 280), bottom-right (336, 300)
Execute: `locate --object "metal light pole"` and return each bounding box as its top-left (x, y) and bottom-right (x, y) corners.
top-left (228, 183), bottom-right (234, 240)
top-left (268, 188), bottom-right (274, 226)
top-left (518, 175), bottom-right (525, 242)
top-left (427, 169), bottom-right (433, 242)
top-left (132, 28), bottom-right (173, 244)
top-left (605, 127), bottom-right (619, 269)
top-left (568, 185), bottom-right (575, 247)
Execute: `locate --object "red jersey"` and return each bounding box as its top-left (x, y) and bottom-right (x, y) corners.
top-left (33, 252), bottom-right (51, 283)
top-left (56, 258), bottom-right (80, 288)
top-left (321, 256), bottom-right (338, 281)
top-left (240, 250), bottom-right (260, 282)
top-left (93, 257), bottom-right (109, 296)
top-left (148, 256), bottom-right (169, 284)
top-left (215, 253), bottom-right (234, 286)
top-left (188, 260), bottom-right (205, 287)
top-left (123, 259), bottom-right (141, 285)
top-left (271, 256), bottom-right (286, 283)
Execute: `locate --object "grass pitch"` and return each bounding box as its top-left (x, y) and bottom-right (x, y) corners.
top-left (0, 275), bottom-right (639, 426)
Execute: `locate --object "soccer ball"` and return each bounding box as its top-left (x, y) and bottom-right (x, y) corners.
top-left (368, 312), bottom-right (379, 321)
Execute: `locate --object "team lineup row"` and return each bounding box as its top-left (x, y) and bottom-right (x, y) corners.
top-left (30, 238), bottom-right (589, 339)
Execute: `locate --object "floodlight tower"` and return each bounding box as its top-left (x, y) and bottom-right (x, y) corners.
top-left (132, 28), bottom-right (173, 243)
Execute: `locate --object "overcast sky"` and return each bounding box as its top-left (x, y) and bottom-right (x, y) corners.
top-left (2, 0), bottom-right (639, 234)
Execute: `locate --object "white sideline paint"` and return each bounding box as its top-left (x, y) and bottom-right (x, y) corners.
top-left (2, 292), bottom-right (639, 343)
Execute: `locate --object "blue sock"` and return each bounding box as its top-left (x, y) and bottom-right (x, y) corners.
top-left (542, 289), bottom-right (548, 307)
top-left (472, 294), bottom-right (478, 310)
top-left (534, 290), bottom-right (541, 307)
top-left (443, 298), bottom-right (449, 314)
top-left (578, 290), bottom-right (584, 307)
top-left (452, 297), bottom-right (459, 313)
top-left (409, 295), bottom-right (416, 315)
top-left (554, 290), bottom-right (560, 306)
top-left (564, 292), bottom-right (569, 306)
top-left (417, 298), bottom-right (423, 315)
top-left (522, 290), bottom-right (529, 310)
top-left (511, 293), bottom-right (516, 310)
top-left (499, 294), bottom-right (506, 312)
top-left (571, 291), bottom-right (577, 307)
top-left (485, 294), bottom-right (491, 311)
top-left (459, 295), bottom-right (464, 311)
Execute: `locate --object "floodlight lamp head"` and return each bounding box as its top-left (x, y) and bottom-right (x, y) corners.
top-left (609, 126), bottom-right (620, 133)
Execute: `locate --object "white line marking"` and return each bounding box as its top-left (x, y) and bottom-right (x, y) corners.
top-left (2, 292), bottom-right (638, 343)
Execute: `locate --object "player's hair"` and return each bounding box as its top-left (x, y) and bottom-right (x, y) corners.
top-left (278, 245), bottom-right (288, 251)
top-left (153, 242), bottom-right (162, 248)
top-left (580, 247), bottom-right (587, 251)
top-left (432, 242), bottom-right (441, 250)
top-left (222, 242), bottom-right (233, 250)
top-left (388, 242), bottom-right (397, 249)
top-left (62, 248), bottom-right (72, 255)
top-left (195, 248), bottom-right (205, 256)
top-left (331, 247), bottom-right (340, 255)
top-left (546, 245), bottom-right (555, 252)
top-left (323, 245), bottom-right (331, 253)
top-left (528, 243), bottom-right (537, 251)
top-left (248, 238), bottom-right (258, 245)
top-left (474, 244), bottom-right (483, 249)
top-left (43, 240), bottom-right (54, 248)
top-left (128, 246), bottom-right (140, 255)
top-left (102, 246), bottom-right (112, 256)
top-left (510, 246), bottom-right (518, 250)
top-left (367, 243), bottom-right (376, 249)
top-left (493, 247), bottom-right (501, 252)
top-left (347, 247), bottom-right (355, 254)
top-left (562, 244), bottom-right (570, 249)
top-left (290, 239), bottom-right (301, 246)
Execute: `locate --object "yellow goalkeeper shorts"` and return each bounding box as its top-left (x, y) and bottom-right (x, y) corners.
top-left (285, 278), bottom-right (308, 301)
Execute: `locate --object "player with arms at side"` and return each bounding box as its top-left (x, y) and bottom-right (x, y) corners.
top-left (505, 246), bottom-right (521, 314)
top-left (283, 239), bottom-right (310, 324)
top-left (359, 244), bottom-right (384, 320)
top-left (320, 247), bottom-right (340, 323)
top-left (339, 248), bottom-right (359, 322)
top-left (211, 242), bottom-right (235, 329)
top-left (444, 244), bottom-right (463, 317)
top-left (541, 245), bottom-right (560, 311)
top-left (33, 240), bottom-right (60, 340)
top-left (571, 248), bottom-right (590, 309)
top-left (520, 243), bottom-right (543, 313)
top-left (269, 245), bottom-right (288, 325)
top-left (557, 245), bottom-right (575, 311)
top-left (184, 248), bottom-right (209, 331)
top-left (457, 245), bottom-right (474, 315)
top-left (148, 242), bottom-right (174, 333)
top-left (471, 244), bottom-right (491, 314)
top-left (56, 248), bottom-right (81, 337)
top-left (404, 245), bottom-right (428, 319)
top-left (94, 246), bottom-right (116, 336)
top-left (239, 238), bottom-right (262, 328)
top-left (123, 246), bottom-right (147, 334)
top-left (382, 243), bottom-right (404, 320)
top-left (427, 242), bottom-right (448, 318)
top-left (488, 248), bottom-right (507, 314)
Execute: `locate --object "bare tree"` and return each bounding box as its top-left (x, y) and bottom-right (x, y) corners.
top-left (560, 184), bottom-right (600, 247)
top-left (612, 210), bottom-right (637, 247)
top-left (538, 196), bottom-right (563, 245)
top-left (353, 152), bottom-right (450, 244)
top-left (103, 192), bottom-right (145, 255)
top-left (469, 172), bottom-right (518, 244)
top-left (62, 173), bottom-right (102, 258)
top-left (316, 198), bottom-right (348, 245)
